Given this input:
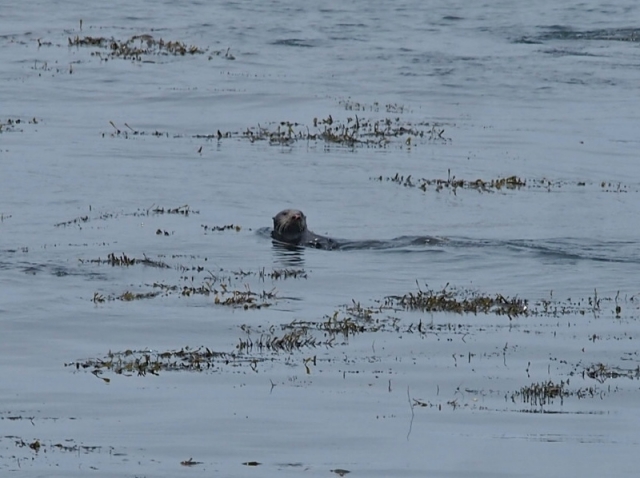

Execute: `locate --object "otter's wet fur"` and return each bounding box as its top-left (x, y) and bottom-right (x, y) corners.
top-left (269, 209), bottom-right (442, 250)
top-left (271, 209), bottom-right (337, 249)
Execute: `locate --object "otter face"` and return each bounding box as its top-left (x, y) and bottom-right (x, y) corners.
top-left (272, 209), bottom-right (307, 243)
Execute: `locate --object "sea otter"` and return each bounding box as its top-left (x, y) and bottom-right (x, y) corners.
top-left (271, 209), bottom-right (338, 249)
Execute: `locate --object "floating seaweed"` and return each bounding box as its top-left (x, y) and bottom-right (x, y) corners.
top-left (338, 98), bottom-right (411, 114)
top-left (14, 437), bottom-right (105, 454)
top-left (66, 346), bottom-right (235, 376)
top-left (54, 204), bottom-right (198, 228)
top-left (236, 328), bottom-right (321, 353)
top-left (293, 312), bottom-right (367, 336)
top-left (244, 116), bottom-right (449, 147)
top-left (80, 253), bottom-right (170, 268)
top-left (584, 363), bottom-right (640, 383)
top-left (118, 290), bottom-right (162, 301)
top-left (510, 380), bottom-right (601, 408)
top-left (75, 285), bottom-right (636, 382)
top-left (91, 286), bottom-right (165, 303)
top-left (68, 34), bottom-right (206, 61)
top-left (259, 268), bottom-right (307, 280)
top-left (54, 215), bottom-right (89, 227)
top-left (375, 171), bottom-right (636, 194)
top-left (104, 114), bottom-right (450, 148)
top-left (331, 469), bottom-right (351, 477)
top-left (214, 286), bottom-right (276, 309)
top-left (201, 223), bottom-right (241, 233)
top-left (0, 117), bottom-right (39, 133)
top-left (385, 284), bottom-right (528, 319)
top-left (373, 170), bottom-right (526, 194)
top-left (150, 204), bottom-right (195, 215)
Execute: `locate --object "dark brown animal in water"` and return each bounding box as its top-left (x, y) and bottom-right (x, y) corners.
top-left (269, 209), bottom-right (442, 250)
top-left (271, 209), bottom-right (337, 249)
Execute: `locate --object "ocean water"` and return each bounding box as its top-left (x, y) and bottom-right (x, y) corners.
top-left (2, 1), bottom-right (640, 476)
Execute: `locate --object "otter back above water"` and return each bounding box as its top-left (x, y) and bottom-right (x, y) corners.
top-left (268, 208), bottom-right (443, 250)
top-left (259, 226), bottom-right (442, 251)
top-left (262, 212), bottom-right (640, 263)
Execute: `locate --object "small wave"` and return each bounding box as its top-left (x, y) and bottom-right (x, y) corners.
top-left (540, 48), bottom-right (599, 57)
top-left (451, 237), bottom-right (639, 264)
top-left (271, 38), bottom-right (318, 48)
top-left (259, 227), bottom-right (445, 251)
top-left (522, 27), bottom-right (640, 44)
top-left (259, 228), bottom-right (637, 263)
top-left (508, 239), bottom-right (638, 264)
top-left (338, 235), bottom-right (443, 251)
top-left (15, 261), bottom-right (108, 279)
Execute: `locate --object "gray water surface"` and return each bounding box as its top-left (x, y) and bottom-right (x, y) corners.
top-left (2, 1), bottom-right (640, 476)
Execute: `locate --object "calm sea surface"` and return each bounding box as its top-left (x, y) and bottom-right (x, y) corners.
top-left (2, 1), bottom-right (640, 476)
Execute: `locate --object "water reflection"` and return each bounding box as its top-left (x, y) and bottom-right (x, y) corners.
top-left (272, 241), bottom-right (306, 267)
top-left (269, 234), bottom-right (447, 267)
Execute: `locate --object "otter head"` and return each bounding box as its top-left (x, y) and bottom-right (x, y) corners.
top-left (272, 209), bottom-right (307, 243)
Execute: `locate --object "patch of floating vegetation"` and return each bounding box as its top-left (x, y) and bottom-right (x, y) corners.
top-left (261, 268), bottom-right (307, 280)
top-left (242, 303), bottom-right (428, 354)
top-left (338, 98), bottom-right (412, 114)
top-left (12, 437), bottom-right (105, 454)
top-left (510, 380), bottom-right (602, 408)
top-left (148, 282), bottom-right (210, 297)
top-left (83, 256), bottom-right (305, 303)
top-left (533, 288), bottom-right (631, 318)
top-left (93, 280), bottom-right (277, 307)
top-left (104, 115), bottom-right (450, 148)
top-left (148, 204), bottom-right (195, 215)
top-left (242, 116), bottom-right (448, 147)
top-left (178, 266), bottom-right (307, 282)
top-left (80, 252), bottom-right (170, 268)
top-left (261, 287), bottom-right (631, 351)
top-left (92, 290), bottom-right (162, 303)
top-left (54, 215), bottom-right (89, 228)
top-left (214, 287), bottom-right (277, 309)
top-left (67, 34), bottom-right (217, 61)
top-left (237, 327), bottom-right (323, 353)
top-left (240, 304), bottom-right (390, 353)
top-left (1, 414), bottom-right (35, 423)
top-left (75, 285), bottom-right (635, 378)
top-left (385, 283), bottom-right (528, 319)
top-left (527, 27), bottom-right (640, 44)
top-left (584, 363), bottom-right (640, 383)
top-left (375, 171), bottom-right (636, 194)
top-left (0, 117), bottom-right (39, 133)
top-left (529, 178), bottom-right (632, 193)
top-left (331, 468), bottom-right (351, 477)
top-left (374, 171), bottom-right (526, 193)
top-left (410, 396), bottom-right (477, 412)
top-left (66, 347), bottom-right (243, 378)
top-left (54, 203), bottom-right (198, 228)
top-left (245, 287), bottom-right (546, 352)
top-left (201, 223), bottom-right (242, 233)
top-left (297, 306), bottom-right (386, 335)
top-left (385, 285), bottom-right (631, 320)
